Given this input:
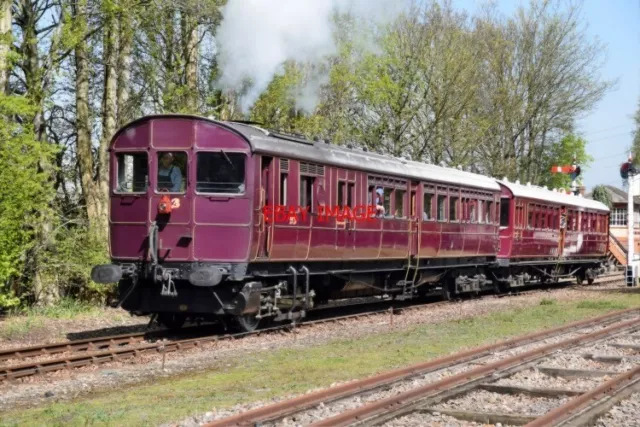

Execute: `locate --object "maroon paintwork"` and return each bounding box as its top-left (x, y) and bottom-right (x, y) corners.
top-left (498, 184), bottom-right (608, 261)
top-left (109, 116), bottom-right (501, 266)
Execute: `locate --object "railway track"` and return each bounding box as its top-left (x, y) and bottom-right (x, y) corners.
top-left (0, 273), bottom-right (624, 382)
top-left (200, 297), bottom-right (638, 426)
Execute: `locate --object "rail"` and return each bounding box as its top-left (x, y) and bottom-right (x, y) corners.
top-left (0, 274), bottom-right (623, 382)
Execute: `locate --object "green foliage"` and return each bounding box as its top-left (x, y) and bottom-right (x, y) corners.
top-left (39, 226), bottom-right (112, 304)
top-left (633, 98), bottom-right (640, 162)
top-left (591, 185), bottom-right (612, 208)
top-left (542, 134), bottom-right (593, 190)
top-left (0, 94), bottom-right (56, 309)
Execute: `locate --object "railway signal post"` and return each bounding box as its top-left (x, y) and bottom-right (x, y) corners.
top-left (620, 156), bottom-right (639, 287)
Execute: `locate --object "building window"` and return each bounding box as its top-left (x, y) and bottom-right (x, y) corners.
top-left (611, 208), bottom-right (627, 226)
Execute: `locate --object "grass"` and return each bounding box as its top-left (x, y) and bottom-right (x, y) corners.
top-left (0, 298), bottom-right (111, 340)
top-left (3, 292), bottom-right (640, 426)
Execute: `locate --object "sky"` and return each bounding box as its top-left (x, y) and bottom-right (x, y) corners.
top-left (452, 0), bottom-right (640, 191)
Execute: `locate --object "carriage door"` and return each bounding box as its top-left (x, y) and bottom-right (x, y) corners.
top-left (558, 206), bottom-right (567, 257)
top-left (409, 182), bottom-right (419, 256)
top-left (258, 156), bottom-right (273, 258)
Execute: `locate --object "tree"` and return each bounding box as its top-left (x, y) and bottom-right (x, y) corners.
top-left (0, 95), bottom-right (55, 308)
top-left (632, 97), bottom-right (640, 161)
top-left (473, 0), bottom-right (612, 182)
top-left (542, 134), bottom-right (592, 190)
top-left (591, 185), bottom-right (612, 209)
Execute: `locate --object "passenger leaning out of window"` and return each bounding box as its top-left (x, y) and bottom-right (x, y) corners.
top-left (375, 187), bottom-right (385, 217)
top-left (158, 152), bottom-right (182, 192)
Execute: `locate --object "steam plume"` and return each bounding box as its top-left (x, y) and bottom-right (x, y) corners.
top-left (215, 0), bottom-right (408, 112)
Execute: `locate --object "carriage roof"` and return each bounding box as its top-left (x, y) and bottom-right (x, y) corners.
top-left (223, 121), bottom-right (501, 192)
top-left (111, 115), bottom-right (608, 208)
top-left (499, 180), bottom-right (609, 212)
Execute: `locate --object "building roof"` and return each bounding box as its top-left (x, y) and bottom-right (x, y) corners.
top-left (499, 180), bottom-right (609, 212)
top-left (584, 185), bottom-right (640, 206)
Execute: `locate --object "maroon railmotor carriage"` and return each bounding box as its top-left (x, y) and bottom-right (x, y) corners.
top-left (91, 115), bottom-right (610, 331)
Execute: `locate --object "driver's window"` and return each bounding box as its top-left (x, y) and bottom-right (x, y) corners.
top-left (196, 152), bottom-right (246, 194)
top-left (156, 151), bottom-right (187, 193)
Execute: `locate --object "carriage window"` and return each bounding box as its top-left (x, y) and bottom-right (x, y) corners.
top-left (395, 190), bottom-right (406, 218)
top-left (500, 200), bottom-right (509, 227)
top-left (486, 201), bottom-right (494, 224)
top-left (423, 193), bottom-right (433, 220)
top-left (347, 183), bottom-right (354, 208)
top-left (280, 173), bottom-right (288, 205)
top-left (469, 200), bottom-right (476, 222)
top-left (338, 181), bottom-right (345, 207)
top-left (300, 176), bottom-right (314, 212)
top-left (196, 152), bottom-right (245, 193)
top-left (437, 195), bottom-right (447, 221)
top-left (116, 152), bottom-right (148, 193)
top-left (156, 152), bottom-right (186, 193)
top-left (384, 188), bottom-right (393, 216)
top-left (450, 196), bottom-right (459, 221)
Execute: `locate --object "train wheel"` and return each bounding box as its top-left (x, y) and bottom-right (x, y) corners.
top-left (587, 277), bottom-right (595, 285)
top-left (234, 314), bottom-right (261, 333)
top-left (158, 313), bottom-right (187, 329)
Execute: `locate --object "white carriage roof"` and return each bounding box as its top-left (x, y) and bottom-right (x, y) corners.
top-left (224, 122), bottom-right (500, 192)
top-left (499, 180), bottom-right (609, 212)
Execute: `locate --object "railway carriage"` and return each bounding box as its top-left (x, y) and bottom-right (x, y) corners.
top-left (495, 180), bottom-right (609, 286)
top-left (91, 115), bottom-right (610, 331)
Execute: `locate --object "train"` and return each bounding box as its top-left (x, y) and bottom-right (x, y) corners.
top-left (91, 115), bottom-right (610, 331)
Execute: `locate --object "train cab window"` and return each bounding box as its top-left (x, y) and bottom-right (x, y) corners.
top-left (499, 200), bottom-right (509, 227)
top-left (156, 152), bottom-right (186, 193)
top-left (196, 152), bottom-right (246, 194)
top-left (395, 190), bottom-right (406, 218)
top-left (116, 152), bottom-right (148, 193)
top-left (450, 196), bottom-right (459, 221)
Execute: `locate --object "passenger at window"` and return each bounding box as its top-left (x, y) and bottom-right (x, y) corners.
top-left (158, 152), bottom-right (182, 192)
top-left (375, 187), bottom-right (385, 217)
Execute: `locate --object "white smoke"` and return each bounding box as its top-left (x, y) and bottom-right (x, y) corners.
top-left (215, 0), bottom-right (409, 113)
